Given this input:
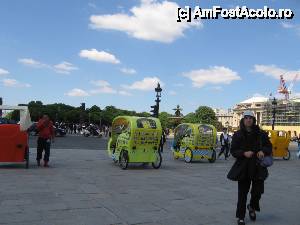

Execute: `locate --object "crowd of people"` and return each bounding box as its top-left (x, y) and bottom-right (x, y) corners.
top-left (64, 123), bottom-right (111, 137)
top-left (37, 122), bottom-right (112, 137)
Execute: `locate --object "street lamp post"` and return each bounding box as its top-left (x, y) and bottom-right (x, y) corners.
top-left (271, 97), bottom-right (277, 130)
top-left (150, 83), bottom-right (162, 118)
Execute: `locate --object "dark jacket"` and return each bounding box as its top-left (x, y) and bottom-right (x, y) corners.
top-left (227, 118), bottom-right (272, 181)
top-left (220, 133), bottom-right (229, 146)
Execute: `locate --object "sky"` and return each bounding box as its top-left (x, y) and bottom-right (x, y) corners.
top-left (0, 0), bottom-right (300, 115)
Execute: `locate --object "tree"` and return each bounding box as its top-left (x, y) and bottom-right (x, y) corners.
top-left (28, 101), bottom-right (45, 121)
top-left (182, 112), bottom-right (197, 123)
top-left (87, 105), bottom-right (101, 124)
top-left (101, 106), bottom-right (121, 124)
top-left (65, 109), bottom-right (81, 123)
top-left (137, 112), bottom-right (150, 117)
top-left (215, 121), bottom-right (223, 131)
top-left (195, 106), bottom-right (218, 125)
top-left (159, 112), bottom-right (172, 129)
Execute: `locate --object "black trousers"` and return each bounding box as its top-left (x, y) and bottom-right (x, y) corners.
top-left (236, 178), bottom-right (264, 219)
top-left (36, 137), bottom-right (51, 162)
top-left (218, 144), bottom-right (229, 158)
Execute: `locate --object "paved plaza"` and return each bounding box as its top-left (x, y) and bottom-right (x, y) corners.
top-left (0, 137), bottom-right (299, 225)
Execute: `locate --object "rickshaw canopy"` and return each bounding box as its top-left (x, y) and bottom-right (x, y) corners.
top-left (174, 123), bottom-right (217, 148)
top-left (111, 116), bottom-right (161, 133)
top-left (0, 105), bottom-right (32, 131)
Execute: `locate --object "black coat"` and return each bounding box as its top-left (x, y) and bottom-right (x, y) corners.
top-left (227, 120), bottom-right (272, 181)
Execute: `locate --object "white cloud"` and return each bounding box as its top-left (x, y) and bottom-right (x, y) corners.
top-left (173, 83), bottom-right (184, 87)
top-left (281, 22), bottom-right (300, 36)
top-left (0, 68), bottom-right (9, 76)
top-left (88, 2), bottom-right (97, 9)
top-left (18, 58), bottom-right (48, 68)
top-left (79, 49), bottom-right (120, 64)
top-left (183, 66), bottom-right (241, 88)
top-left (90, 80), bottom-right (118, 94)
top-left (168, 90), bottom-right (176, 95)
top-left (89, 0), bottom-right (201, 43)
top-left (120, 67), bottom-right (136, 75)
top-left (123, 76), bottom-right (164, 91)
top-left (19, 58), bottom-right (78, 74)
top-left (253, 64), bottom-right (300, 81)
top-left (90, 80), bottom-right (110, 87)
top-left (2, 78), bottom-right (31, 88)
top-left (209, 86), bottom-right (223, 91)
top-left (90, 80), bottom-right (133, 96)
top-left (66, 88), bottom-right (89, 97)
top-left (281, 22), bottom-right (296, 29)
top-left (119, 90), bottom-right (132, 96)
top-left (90, 86), bottom-right (117, 94)
top-left (53, 62), bottom-right (78, 74)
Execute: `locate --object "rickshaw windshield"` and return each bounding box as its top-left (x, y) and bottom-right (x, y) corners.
top-left (174, 124), bottom-right (192, 146)
top-left (136, 118), bottom-right (157, 129)
top-left (197, 124), bottom-right (215, 147)
top-left (112, 118), bottom-right (130, 134)
top-left (174, 124), bottom-right (189, 138)
top-left (198, 125), bottom-right (213, 134)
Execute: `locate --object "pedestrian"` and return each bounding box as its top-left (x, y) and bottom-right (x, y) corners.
top-left (159, 130), bottom-right (166, 153)
top-left (227, 110), bottom-right (272, 225)
top-left (297, 135), bottom-right (300, 159)
top-left (218, 127), bottom-right (230, 159)
top-left (36, 114), bottom-right (55, 167)
top-left (73, 123), bottom-right (76, 134)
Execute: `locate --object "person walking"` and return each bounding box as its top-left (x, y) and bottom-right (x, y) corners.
top-left (159, 130), bottom-right (166, 153)
top-left (36, 114), bottom-right (55, 167)
top-left (218, 127), bottom-right (230, 159)
top-left (227, 110), bottom-right (272, 225)
top-left (297, 135), bottom-right (300, 159)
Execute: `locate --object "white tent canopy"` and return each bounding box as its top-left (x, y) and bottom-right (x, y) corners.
top-left (0, 105), bottom-right (33, 131)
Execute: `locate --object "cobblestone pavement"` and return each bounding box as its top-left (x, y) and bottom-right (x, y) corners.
top-left (0, 140), bottom-right (299, 225)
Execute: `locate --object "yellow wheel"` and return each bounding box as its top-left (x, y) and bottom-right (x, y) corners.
top-left (184, 148), bottom-right (193, 163)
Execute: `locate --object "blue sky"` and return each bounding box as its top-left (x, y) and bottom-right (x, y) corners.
top-left (0, 0), bottom-right (300, 114)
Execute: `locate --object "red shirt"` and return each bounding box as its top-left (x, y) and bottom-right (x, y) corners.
top-left (37, 119), bottom-right (54, 139)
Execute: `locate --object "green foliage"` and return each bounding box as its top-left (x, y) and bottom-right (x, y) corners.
top-left (22, 100), bottom-right (219, 128)
top-left (182, 106), bottom-right (219, 128)
top-left (87, 105), bottom-right (101, 124)
top-left (159, 112), bottom-right (172, 129)
top-left (194, 106), bottom-right (217, 125)
top-left (5, 110), bottom-right (19, 121)
top-left (182, 112), bottom-right (197, 123)
top-left (215, 121), bottom-right (223, 132)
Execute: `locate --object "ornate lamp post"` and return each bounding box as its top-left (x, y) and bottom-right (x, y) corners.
top-left (271, 97), bottom-right (277, 130)
top-left (150, 83), bottom-right (162, 118)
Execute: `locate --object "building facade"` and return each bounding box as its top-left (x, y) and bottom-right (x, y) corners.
top-left (232, 96), bottom-right (300, 136)
top-left (213, 108), bottom-right (237, 129)
top-left (233, 96), bottom-right (268, 128)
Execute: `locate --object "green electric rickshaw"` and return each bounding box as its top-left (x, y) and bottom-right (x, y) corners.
top-left (107, 116), bottom-right (162, 169)
top-left (172, 123), bottom-right (217, 163)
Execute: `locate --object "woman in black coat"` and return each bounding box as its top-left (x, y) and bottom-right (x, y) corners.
top-left (227, 111), bottom-right (272, 225)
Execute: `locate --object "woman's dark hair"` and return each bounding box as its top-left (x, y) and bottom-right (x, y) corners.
top-left (239, 117), bottom-right (260, 135)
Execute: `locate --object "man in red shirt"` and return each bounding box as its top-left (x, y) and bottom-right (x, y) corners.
top-left (36, 114), bottom-right (54, 167)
